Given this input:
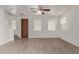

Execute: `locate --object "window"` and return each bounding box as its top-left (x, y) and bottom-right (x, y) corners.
top-left (60, 17), bottom-right (67, 24)
top-left (60, 17), bottom-right (67, 30)
top-left (34, 20), bottom-right (41, 31)
top-left (48, 20), bottom-right (56, 31)
top-left (11, 20), bottom-right (16, 30)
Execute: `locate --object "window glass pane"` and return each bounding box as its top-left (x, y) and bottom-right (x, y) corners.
top-left (60, 17), bottom-right (67, 24)
top-left (11, 20), bottom-right (16, 30)
top-left (34, 20), bottom-right (41, 31)
top-left (60, 17), bottom-right (67, 30)
top-left (48, 20), bottom-right (56, 31)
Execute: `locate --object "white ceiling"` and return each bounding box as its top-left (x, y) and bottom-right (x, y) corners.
top-left (0, 5), bottom-right (74, 17)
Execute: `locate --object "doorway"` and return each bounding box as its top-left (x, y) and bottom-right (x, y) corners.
top-left (21, 18), bottom-right (28, 38)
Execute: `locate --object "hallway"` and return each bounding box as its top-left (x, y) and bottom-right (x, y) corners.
top-left (0, 38), bottom-right (79, 54)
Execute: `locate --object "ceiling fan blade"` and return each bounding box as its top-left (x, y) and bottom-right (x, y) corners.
top-left (32, 11), bottom-right (37, 13)
top-left (42, 9), bottom-right (50, 11)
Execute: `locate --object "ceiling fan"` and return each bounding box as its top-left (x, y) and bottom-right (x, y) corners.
top-left (31, 5), bottom-right (50, 15)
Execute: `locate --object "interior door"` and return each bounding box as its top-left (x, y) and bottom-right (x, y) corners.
top-left (21, 18), bottom-right (28, 38)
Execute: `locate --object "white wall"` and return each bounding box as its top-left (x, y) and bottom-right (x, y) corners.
top-left (5, 11), bottom-right (21, 38)
top-left (29, 16), bottom-right (60, 38)
top-left (0, 8), bottom-right (14, 45)
top-left (59, 6), bottom-right (79, 47)
top-left (15, 16), bottom-right (60, 38)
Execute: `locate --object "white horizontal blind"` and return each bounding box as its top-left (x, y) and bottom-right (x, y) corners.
top-left (11, 20), bottom-right (16, 30)
top-left (48, 20), bottom-right (56, 31)
top-left (34, 20), bottom-right (41, 31)
top-left (60, 17), bottom-right (67, 30)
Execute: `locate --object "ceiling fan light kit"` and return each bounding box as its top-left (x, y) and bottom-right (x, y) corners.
top-left (31, 5), bottom-right (51, 16)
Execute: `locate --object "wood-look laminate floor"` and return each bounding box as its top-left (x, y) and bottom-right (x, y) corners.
top-left (0, 38), bottom-right (79, 54)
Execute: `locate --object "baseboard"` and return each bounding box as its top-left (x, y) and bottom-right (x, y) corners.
top-left (0, 39), bottom-right (14, 45)
top-left (29, 36), bottom-right (59, 38)
top-left (60, 37), bottom-right (79, 47)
